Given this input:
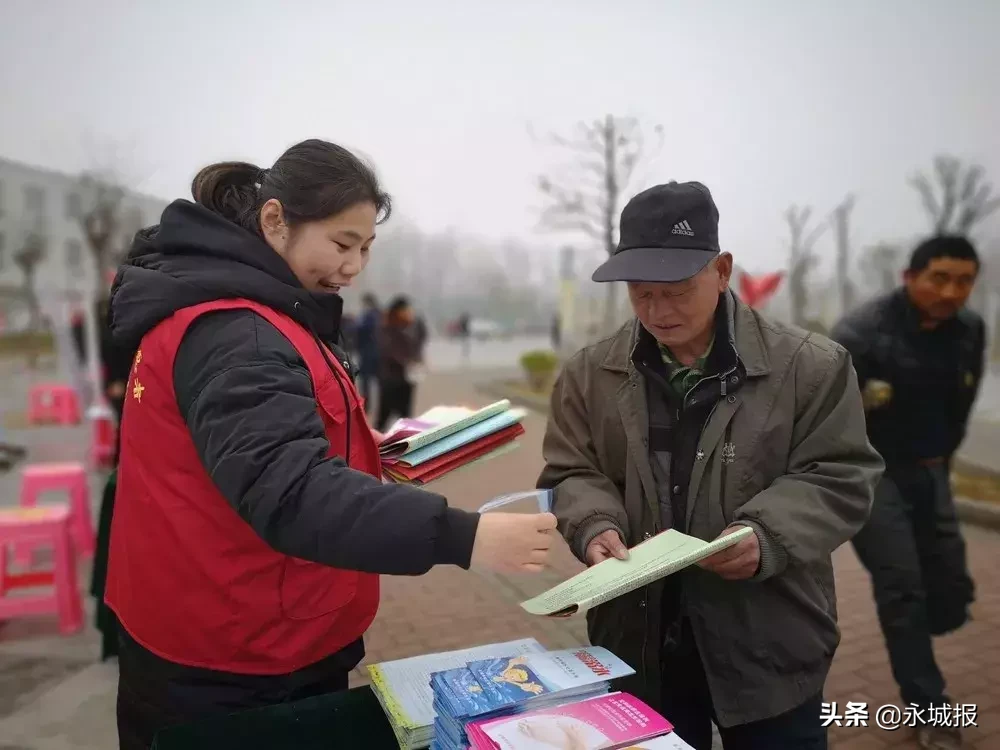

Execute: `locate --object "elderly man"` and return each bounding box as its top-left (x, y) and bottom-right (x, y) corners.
top-left (538, 181), bottom-right (883, 749)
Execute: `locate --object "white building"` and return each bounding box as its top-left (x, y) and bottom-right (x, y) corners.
top-left (0, 157), bottom-right (167, 327)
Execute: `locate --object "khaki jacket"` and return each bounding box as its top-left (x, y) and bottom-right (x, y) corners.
top-left (538, 292), bottom-right (883, 726)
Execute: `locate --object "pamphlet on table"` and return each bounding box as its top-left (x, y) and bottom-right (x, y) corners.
top-left (369, 638), bottom-right (695, 750)
top-left (367, 638), bottom-right (544, 750)
top-left (431, 646), bottom-right (634, 750)
top-left (520, 527), bottom-right (755, 617)
top-left (466, 692), bottom-right (687, 750)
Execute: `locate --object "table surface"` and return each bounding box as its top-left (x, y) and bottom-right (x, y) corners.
top-left (152, 685), bottom-right (402, 750)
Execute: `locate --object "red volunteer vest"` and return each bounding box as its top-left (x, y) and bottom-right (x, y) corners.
top-left (106, 299), bottom-right (381, 675)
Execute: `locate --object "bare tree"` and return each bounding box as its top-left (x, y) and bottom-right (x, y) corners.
top-left (784, 205), bottom-right (828, 326)
top-left (14, 231), bottom-right (47, 330)
top-left (76, 171), bottom-right (126, 280)
top-left (829, 194), bottom-right (857, 316)
top-left (859, 242), bottom-right (902, 295)
top-left (910, 155), bottom-right (1000, 234)
top-left (535, 115), bottom-right (664, 335)
top-left (116, 206), bottom-right (146, 267)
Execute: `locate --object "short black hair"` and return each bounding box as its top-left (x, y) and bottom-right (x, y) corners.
top-left (387, 295), bottom-right (410, 315)
top-left (362, 293), bottom-right (378, 308)
top-left (908, 235), bottom-right (979, 273)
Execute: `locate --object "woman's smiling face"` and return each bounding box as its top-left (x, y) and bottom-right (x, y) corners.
top-left (261, 199), bottom-right (376, 293)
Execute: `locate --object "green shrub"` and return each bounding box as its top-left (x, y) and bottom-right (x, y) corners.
top-left (0, 331), bottom-right (55, 358)
top-left (520, 349), bottom-right (559, 392)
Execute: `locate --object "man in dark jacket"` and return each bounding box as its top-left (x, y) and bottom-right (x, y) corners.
top-left (376, 296), bottom-right (421, 430)
top-left (355, 293), bottom-right (381, 413)
top-left (831, 235), bottom-right (983, 750)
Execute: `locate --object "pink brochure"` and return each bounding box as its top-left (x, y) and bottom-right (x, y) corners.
top-left (466, 691), bottom-right (673, 750)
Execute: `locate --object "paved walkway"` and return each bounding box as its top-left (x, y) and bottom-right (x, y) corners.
top-left (0, 368), bottom-right (998, 748)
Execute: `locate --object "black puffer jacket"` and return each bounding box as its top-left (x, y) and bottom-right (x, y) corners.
top-left (831, 288), bottom-right (985, 467)
top-left (109, 200), bottom-right (479, 574)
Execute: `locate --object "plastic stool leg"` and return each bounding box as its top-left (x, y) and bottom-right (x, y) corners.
top-left (71, 480), bottom-right (96, 558)
top-left (52, 524), bottom-right (83, 635)
top-left (14, 480), bottom-right (39, 568)
top-left (0, 543), bottom-right (8, 597)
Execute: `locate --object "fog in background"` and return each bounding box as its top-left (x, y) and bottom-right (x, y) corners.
top-left (1, 0), bottom-right (997, 333)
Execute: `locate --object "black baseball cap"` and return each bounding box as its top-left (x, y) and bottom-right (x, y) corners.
top-left (592, 181), bottom-right (721, 283)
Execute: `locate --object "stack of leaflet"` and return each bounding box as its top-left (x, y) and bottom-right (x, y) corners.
top-left (367, 638), bottom-right (545, 750)
top-left (466, 692), bottom-right (692, 749)
top-left (429, 646), bottom-right (635, 750)
top-left (380, 400), bottom-right (527, 485)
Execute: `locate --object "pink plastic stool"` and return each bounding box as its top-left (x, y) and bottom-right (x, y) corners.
top-left (89, 403), bottom-right (118, 470)
top-left (27, 383), bottom-right (81, 426)
top-left (0, 505), bottom-right (84, 635)
top-left (15, 462), bottom-right (95, 566)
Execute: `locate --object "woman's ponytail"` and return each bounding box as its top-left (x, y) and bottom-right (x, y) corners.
top-left (190, 139), bottom-right (392, 236)
top-left (190, 161), bottom-right (263, 234)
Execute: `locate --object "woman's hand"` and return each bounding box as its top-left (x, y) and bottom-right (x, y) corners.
top-left (471, 513), bottom-right (557, 574)
top-left (371, 428), bottom-right (386, 444)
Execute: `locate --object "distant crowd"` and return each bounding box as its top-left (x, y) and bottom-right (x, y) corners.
top-left (342, 293), bottom-right (447, 430)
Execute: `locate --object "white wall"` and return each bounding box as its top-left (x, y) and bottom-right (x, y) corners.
top-left (0, 158), bottom-right (166, 302)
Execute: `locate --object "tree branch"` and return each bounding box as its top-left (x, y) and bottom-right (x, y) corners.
top-left (533, 115), bottom-right (662, 251)
top-left (912, 155), bottom-right (1000, 234)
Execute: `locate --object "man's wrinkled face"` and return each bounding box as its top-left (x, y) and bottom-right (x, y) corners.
top-left (904, 257), bottom-right (978, 323)
top-left (628, 253), bottom-right (732, 348)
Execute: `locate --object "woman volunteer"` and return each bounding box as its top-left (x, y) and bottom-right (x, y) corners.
top-left (105, 138), bottom-right (556, 749)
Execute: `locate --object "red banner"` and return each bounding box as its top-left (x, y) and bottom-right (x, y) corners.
top-left (739, 271), bottom-right (784, 309)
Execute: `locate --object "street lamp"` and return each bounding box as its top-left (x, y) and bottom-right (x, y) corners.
top-left (558, 246), bottom-right (576, 359)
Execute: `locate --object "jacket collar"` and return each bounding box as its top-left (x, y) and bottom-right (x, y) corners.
top-left (600, 289), bottom-right (770, 378)
top-left (891, 286), bottom-right (977, 336)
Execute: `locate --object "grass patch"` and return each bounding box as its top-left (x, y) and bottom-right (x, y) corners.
top-left (2, 411), bottom-right (31, 429)
top-left (0, 331), bottom-right (54, 360)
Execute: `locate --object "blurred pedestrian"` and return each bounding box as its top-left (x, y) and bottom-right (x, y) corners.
top-left (355, 293), bottom-right (381, 413)
top-left (89, 292), bottom-right (134, 662)
top-left (831, 235), bottom-right (983, 750)
top-left (377, 295), bottom-right (421, 430)
top-left (457, 311), bottom-right (471, 363)
top-left (412, 312), bottom-right (429, 360)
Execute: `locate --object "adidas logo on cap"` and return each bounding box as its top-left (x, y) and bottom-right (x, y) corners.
top-left (671, 220), bottom-right (695, 237)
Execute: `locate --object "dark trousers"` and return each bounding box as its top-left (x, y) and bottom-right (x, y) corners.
top-left (662, 620), bottom-right (827, 749)
top-left (376, 379), bottom-right (414, 431)
top-left (356, 372), bottom-right (377, 415)
top-left (851, 464), bottom-right (973, 708)
top-left (116, 628), bottom-right (358, 750)
top-left (90, 473), bottom-right (120, 660)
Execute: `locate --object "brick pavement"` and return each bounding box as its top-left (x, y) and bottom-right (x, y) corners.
top-left (364, 372), bottom-right (1000, 750)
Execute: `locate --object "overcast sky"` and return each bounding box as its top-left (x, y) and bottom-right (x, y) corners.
top-left (1, 0), bottom-right (997, 274)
